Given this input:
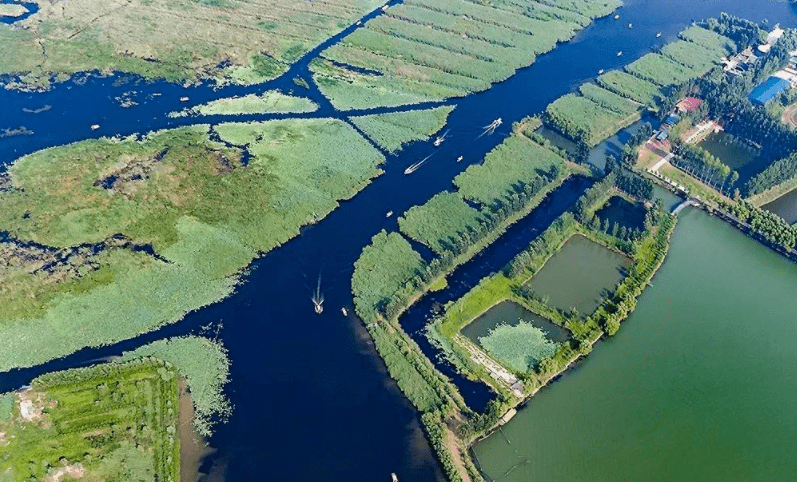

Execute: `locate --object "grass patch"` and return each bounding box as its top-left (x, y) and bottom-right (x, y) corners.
top-left (625, 53), bottom-right (703, 86)
top-left (479, 322), bottom-right (559, 373)
top-left (597, 70), bottom-right (663, 106)
top-left (546, 94), bottom-right (640, 146)
top-left (349, 105), bottom-right (454, 152)
top-left (398, 191), bottom-right (484, 255)
top-left (172, 91), bottom-right (318, 117)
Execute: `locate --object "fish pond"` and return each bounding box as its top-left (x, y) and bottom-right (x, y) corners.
top-left (461, 301), bottom-right (570, 345)
top-left (474, 208), bottom-right (797, 482)
top-left (762, 186), bottom-right (797, 224)
top-left (524, 234), bottom-right (632, 317)
top-left (699, 131), bottom-right (760, 172)
top-left (596, 195), bottom-right (648, 231)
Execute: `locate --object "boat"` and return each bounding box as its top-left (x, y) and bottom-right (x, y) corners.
top-left (386, 211), bottom-right (393, 218)
top-left (628, 23), bottom-right (633, 28)
top-left (617, 51), bottom-right (623, 56)
top-left (656, 32), bottom-right (662, 38)
top-left (598, 69), bottom-right (605, 74)
top-left (179, 96), bottom-right (189, 102)
top-left (90, 124), bottom-right (100, 131)
top-left (614, 14), bottom-right (620, 20)
top-left (404, 153), bottom-right (434, 175)
top-left (312, 276), bottom-right (324, 314)
top-left (433, 129), bottom-right (449, 147)
top-left (356, 20), bottom-right (361, 25)
top-left (477, 118), bottom-right (503, 138)
top-left (391, 474), bottom-right (399, 482)
top-left (456, 156), bottom-right (463, 162)
top-left (341, 307), bottom-right (348, 316)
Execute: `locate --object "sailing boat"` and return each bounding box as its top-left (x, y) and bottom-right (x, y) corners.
top-left (404, 153), bottom-right (434, 175)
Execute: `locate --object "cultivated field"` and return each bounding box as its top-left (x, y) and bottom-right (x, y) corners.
top-left (0, 0), bottom-right (386, 88)
top-left (349, 105), bottom-right (454, 152)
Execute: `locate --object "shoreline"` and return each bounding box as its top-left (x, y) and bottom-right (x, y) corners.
top-left (178, 378), bottom-right (216, 482)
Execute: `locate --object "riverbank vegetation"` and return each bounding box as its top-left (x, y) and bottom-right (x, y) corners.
top-left (311, 0), bottom-right (621, 109)
top-left (0, 120), bottom-right (384, 370)
top-left (170, 91), bottom-right (318, 118)
top-left (349, 105), bottom-right (454, 152)
top-left (724, 200), bottom-right (797, 251)
top-left (0, 0), bottom-right (387, 89)
top-left (0, 359), bottom-right (181, 481)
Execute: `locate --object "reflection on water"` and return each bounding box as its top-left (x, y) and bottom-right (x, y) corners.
top-left (462, 301), bottom-right (571, 345)
top-left (762, 186), bottom-right (797, 224)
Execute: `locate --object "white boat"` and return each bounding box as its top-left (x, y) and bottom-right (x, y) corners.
top-left (614, 14), bottom-right (620, 20)
top-left (90, 124), bottom-right (100, 131)
top-left (179, 96), bottom-right (189, 102)
top-left (656, 32), bottom-right (662, 38)
top-left (456, 156), bottom-right (463, 162)
top-left (433, 129), bottom-right (449, 147)
top-left (391, 474), bottom-right (399, 482)
top-left (628, 23), bottom-right (633, 29)
top-left (598, 69), bottom-right (605, 74)
top-left (386, 211), bottom-right (393, 218)
top-left (617, 51), bottom-right (623, 56)
top-left (341, 307), bottom-right (348, 316)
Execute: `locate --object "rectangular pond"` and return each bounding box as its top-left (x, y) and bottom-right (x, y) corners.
top-left (524, 234), bottom-right (632, 317)
top-left (473, 208), bottom-right (797, 482)
top-left (698, 131), bottom-right (758, 170)
top-left (762, 186), bottom-right (797, 224)
top-left (595, 195), bottom-right (647, 231)
top-left (461, 300), bottom-right (571, 345)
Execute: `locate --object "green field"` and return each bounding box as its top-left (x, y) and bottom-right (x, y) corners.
top-left (479, 321), bottom-right (559, 373)
top-left (352, 230), bottom-right (424, 322)
top-left (172, 91), bottom-right (319, 117)
top-left (579, 83), bottom-right (640, 115)
top-left (679, 25), bottom-right (737, 54)
top-left (311, 0), bottom-right (621, 109)
top-left (349, 105), bottom-right (454, 152)
top-left (0, 359), bottom-right (180, 481)
top-left (0, 120), bottom-right (384, 370)
top-left (546, 94), bottom-right (640, 147)
top-left (398, 191), bottom-right (483, 255)
top-left (597, 70), bottom-right (663, 106)
top-left (625, 53), bottom-right (702, 86)
top-left (660, 39), bottom-right (722, 72)
top-left (0, 0), bottom-right (386, 89)
top-left (454, 135), bottom-right (566, 205)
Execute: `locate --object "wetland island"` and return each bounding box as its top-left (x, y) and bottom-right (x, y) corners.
top-left (2, 0), bottom-right (797, 480)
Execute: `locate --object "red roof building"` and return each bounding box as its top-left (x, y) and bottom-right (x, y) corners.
top-left (676, 97), bottom-right (703, 112)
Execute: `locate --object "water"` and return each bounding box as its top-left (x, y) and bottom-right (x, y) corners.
top-left (461, 301), bottom-right (571, 345)
top-left (474, 208), bottom-right (797, 482)
top-left (699, 131), bottom-right (759, 170)
top-left (762, 186), bottom-right (797, 224)
top-left (652, 184), bottom-right (684, 211)
top-left (0, 0), bottom-right (37, 24)
top-left (596, 196), bottom-right (648, 230)
top-left (2, 0), bottom-right (797, 480)
top-left (524, 234), bottom-right (632, 317)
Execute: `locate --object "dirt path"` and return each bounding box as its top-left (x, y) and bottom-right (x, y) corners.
top-left (781, 102), bottom-right (797, 129)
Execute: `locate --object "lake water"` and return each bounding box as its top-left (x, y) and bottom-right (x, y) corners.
top-left (2, 0), bottom-right (797, 480)
top-left (461, 301), bottom-right (571, 345)
top-left (525, 234), bottom-right (632, 317)
top-left (474, 208), bottom-right (797, 482)
top-left (763, 186), bottom-right (797, 224)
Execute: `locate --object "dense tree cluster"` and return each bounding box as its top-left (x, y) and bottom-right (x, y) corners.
top-left (671, 142), bottom-right (739, 194)
top-left (745, 152), bottom-right (797, 196)
top-left (703, 13), bottom-right (763, 52)
top-left (724, 200), bottom-right (797, 250)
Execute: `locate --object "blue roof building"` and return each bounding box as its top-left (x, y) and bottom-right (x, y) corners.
top-left (749, 77), bottom-right (791, 105)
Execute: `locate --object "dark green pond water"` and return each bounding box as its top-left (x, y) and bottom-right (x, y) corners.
top-left (699, 132), bottom-right (758, 170)
top-left (461, 301), bottom-right (570, 345)
top-left (474, 208), bottom-right (797, 482)
top-left (524, 234), bottom-right (632, 317)
top-left (763, 186), bottom-right (797, 224)
top-left (596, 196), bottom-right (647, 231)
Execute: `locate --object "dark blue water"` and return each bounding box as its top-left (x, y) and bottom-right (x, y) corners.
top-left (0, 0), bottom-right (37, 24)
top-left (2, 0), bottom-right (797, 480)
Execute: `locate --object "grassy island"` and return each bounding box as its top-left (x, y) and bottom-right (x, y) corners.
top-left (0, 120), bottom-right (384, 370)
top-left (170, 91), bottom-right (319, 117)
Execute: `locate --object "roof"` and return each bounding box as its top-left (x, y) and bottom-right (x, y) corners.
top-left (664, 114), bottom-right (680, 125)
top-left (749, 76), bottom-right (791, 104)
top-left (767, 27), bottom-right (784, 45)
top-left (656, 130), bottom-right (669, 140)
top-left (677, 97), bottom-right (703, 112)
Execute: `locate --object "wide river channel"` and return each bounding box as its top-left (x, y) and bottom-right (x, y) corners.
top-left (1, 0), bottom-right (797, 481)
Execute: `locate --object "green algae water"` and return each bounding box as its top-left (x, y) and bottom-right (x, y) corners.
top-left (474, 208), bottom-right (797, 482)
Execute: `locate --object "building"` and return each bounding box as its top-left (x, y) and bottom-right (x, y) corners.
top-left (758, 26), bottom-right (785, 54)
top-left (676, 97), bottom-right (703, 113)
top-left (749, 76), bottom-right (791, 105)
